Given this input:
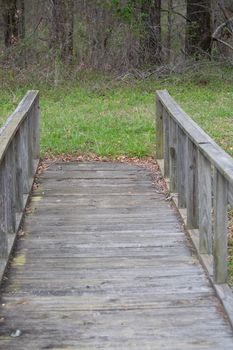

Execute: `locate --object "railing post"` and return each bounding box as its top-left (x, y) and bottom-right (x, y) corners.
top-left (169, 117), bottom-right (177, 193)
top-left (186, 140), bottom-right (199, 229)
top-left (33, 94), bottom-right (40, 162)
top-left (0, 160), bottom-right (8, 258)
top-left (21, 119), bottom-right (30, 194)
top-left (15, 130), bottom-right (24, 212)
top-left (156, 96), bottom-right (164, 159)
top-left (163, 109), bottom-right (170, 178)
top-left (177, 127), bottom-right (187, 208)
top-left (213, 169), bottom-right (228, 283)
top-left (198, 151), bottom-right (212, 254)
top-left (5, 142), bottom-right (16, 234)
top-left (28, 111), bottom-right (34, 177)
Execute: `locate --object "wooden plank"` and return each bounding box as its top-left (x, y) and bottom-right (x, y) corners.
top-left (32, 94), bottom-right (40, 159)
top-left (0, 157), bottom-right (8, 257)
top-left (0, 157), bottom-right (7, 234)
top-left (0, 90), bottom-right (38, 163)
top-left (40, 170), bottom-right (151, 180)
top-left (198, 151), bottom-right (212, 254)
top-left (177, 126), bottom-right (187, 208)
top-left (47, 162), bottom-right (144, 171)
top-left (14, 130), bottom-right (24, 212)
top-left (169, 117), bottom-right (177, 192)
top-left (0, 91), bottom-right (40, 288)
top-left (157, 90), bottom-right (213, 145)
top-left (1, 162), bottom-right (233, 350)
top-left (213, 169), bottom-right (228, 283)
top-left (163, 109), bottom-right (170, 177)
top-left (21, 119), bottom-right (30, 194)
top-left (156, 95), bottom-right (164, 159)
top-left (157, 90), bottom-right (233, 185)
top-left (228, 182), bottom-right (233, 206)
top-left (5, 142), bottom-right (16, 234)
top-left (186, 140), bottom-right (199, 229)
top-left (27, 111), bottom-right (34, 177)
top-left (199, 142), bottom-right (233, 185)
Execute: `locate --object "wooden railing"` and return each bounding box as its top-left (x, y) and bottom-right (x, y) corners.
top-left (156, 90), bottom-right (233, 285)
top-left (0, 91), bottom-right (40, 276)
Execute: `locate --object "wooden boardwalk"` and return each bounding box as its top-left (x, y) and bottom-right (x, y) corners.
top-left (0, 161), bottom-right (233, 349)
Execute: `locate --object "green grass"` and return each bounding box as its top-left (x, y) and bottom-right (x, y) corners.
top-left (0, 66), bottom-right (233, 158)
top-left (1, 65), bottom-right (233, 284)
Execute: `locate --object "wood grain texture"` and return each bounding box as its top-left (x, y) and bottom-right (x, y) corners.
top-left (1, 162), bottom-right (233, 349)
top-left (157, 90), bottom-right (213, 145)
top-left (156, 96), bottom-right (163, 159)
top-left (229, 183), bottom-right (233, 206)
top-left (177, 126), bottom-right (187, 208)
top-left (0, 91), bottom-right (40, 291)
top-left (198, 151), bottom-right (212, 255)
top-left (157, 90), bottom-right (233, 184)
top-left (186, 140), bottom-right (199, 229)
top-left (14, 130), bottom-right (24, 213)
top-left (213, 169), bottom-right (228, 283)
top-left (169, 117), bottom-right (177, 193)
top-left (0, 91), bottom-right (38, 163)
top-left (163, 109), bottom-right (170, 177)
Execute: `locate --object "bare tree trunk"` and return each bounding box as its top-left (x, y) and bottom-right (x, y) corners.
top-left (140, 0), bottom-right (162, 65)
top-left (18, 0), bottom-right (25, 41)
top-left (186, 0), bottom-right (212, 58)
top-left (2, 0), bottom-right (19, 47)
top-left (66, 0), bottom-right (74, 63)
top-left (167, 0), bottom-right (173, 63)
top-left (52, 0), bottom-right (74, 63)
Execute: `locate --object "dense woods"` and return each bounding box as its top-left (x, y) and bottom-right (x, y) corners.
top-left (0, 0), bottom-right (233, 81)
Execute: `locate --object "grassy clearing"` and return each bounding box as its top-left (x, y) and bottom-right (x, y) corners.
top-left (1, 65), bottom-right (233, 284)
top-left (0, 66), bottom-right (233, 158)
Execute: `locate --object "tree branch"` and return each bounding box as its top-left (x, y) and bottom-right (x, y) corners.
top-left (213, 37), bottom-right (233, 51)
top-left (212, 16), bottom-right (233, 39)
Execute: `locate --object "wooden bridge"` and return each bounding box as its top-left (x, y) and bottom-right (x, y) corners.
top-left (0, 91), bottom-right (233, 349)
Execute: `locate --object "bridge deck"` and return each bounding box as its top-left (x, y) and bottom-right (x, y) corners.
top-left (0, 162), bottom-right (233, 349)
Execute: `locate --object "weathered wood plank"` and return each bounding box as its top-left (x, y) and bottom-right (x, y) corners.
top-left (213, 169), bottom-right (228, 283)
top-left (169, 117), bottom-right (177, 192)
top-left (0, 90), bottom-right (39, 163)
top-left (0, 91), bottom-right (40, 288)
top-left (5, 141), bottom-right (16, 234)
top-left (198, 151), bottom-right (212, 254)
top-left (21, 120), bottom-right (31, 194)
top-left (157, 90), bottom-right (213, 145)
top-left (156, 96), bottom-right (164, 159)
top-left (0, 157), bottom-right (7, 237)
top-left (228, 182), bottom-right (233, 206)
top-left (1, 162), bottom-right (233, 350)
top-left (32, 94), bottom-right (40, 159)
top-left (199, 142), bottom-right (233, 185)
top-left (156, 90), bottom-right (233, 185)
top-left (177, 126), bottom-right (187, 208)
top-left (163, 109), bottom-right (170, 177)
top-left (186, 140), bottom-right (199, 229)
top-left (14, 131), bottom-right (24, 213)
